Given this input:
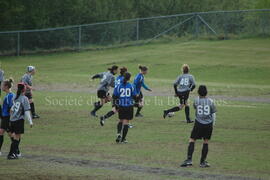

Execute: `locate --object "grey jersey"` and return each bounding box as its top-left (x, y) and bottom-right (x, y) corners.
top-left (174, 74), bottom-right (195, 92)
top-left (97, 72), bottom-right (115, 92)
top-left (0, 69), bottom-right (4, 82)
top-left (193, 97), bottom-right (217, 125)
top-left (10, 95), bottom-right (31, 122)
top-left (21, 73), bottom-right (33, 93)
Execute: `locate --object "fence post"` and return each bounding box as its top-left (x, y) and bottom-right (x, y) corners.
top-left (78, 26), bottom-right (82, 50)
top-left (195, 14), bottom-right (199, 38)
top-left (136, 19), bottom-right (139, 41)
top-left (16, 32), bottom-right (20, 56)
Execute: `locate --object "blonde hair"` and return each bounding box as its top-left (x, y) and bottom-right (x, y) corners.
top-left (182, 64), bottom-right (189, 74)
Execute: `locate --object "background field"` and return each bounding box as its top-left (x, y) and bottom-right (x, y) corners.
top-left (0, 38), bottom-right (270, 180)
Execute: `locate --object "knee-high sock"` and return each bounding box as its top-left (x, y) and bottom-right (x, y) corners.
top-left (0, 135), bottom-right (3, 151)
top-left (13, 139), bottom-right (20, 155)
top-left (30, 102), bottom-right (36, 115)
top-left (117, 122), bottom-right (123, 134)
top-left (166, 106), bottom-right (180, 113)
top-left (104, 111), bottom-right (115, 119)
top-left (17, 139), bottom-right (21, 154)
top-left (185, 106), bottom-right (190, 121)
top-left (8, 139), bottom-right (19, 156)
top-left (136, 107), bottom-right (142, 115)
top-left (92, 101), bottom-right (103, 112)
top-left (121, 125), bottom-right (129, 140)
top-left (187, 142), bottom-right (195, 160)
top-left (200, 143), bottom-right (208, 163)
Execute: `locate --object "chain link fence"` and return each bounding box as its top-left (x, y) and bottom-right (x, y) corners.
top-left (0, 9), bottom-right (269, 56)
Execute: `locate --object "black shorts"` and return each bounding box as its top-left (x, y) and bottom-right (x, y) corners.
top-left (0, 116), bottom-right (10, 132)
top-left (134, 92), bottom-right (143, 105)
top-left (190, 121), bottom-right (213, 140)
top-left (25, 92), bottom-right (33, 99)
top-left (177, 91), bottom-right (190, 105)
top-left (97, 90), bottom-right (109, 99)
top-left (118, 106), bottom-right (134, 120)
top-left (10, 119), bottom-right (25, 134)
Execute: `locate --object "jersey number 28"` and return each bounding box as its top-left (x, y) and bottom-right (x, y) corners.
top-left (120, 88), bottom-right (131, 97)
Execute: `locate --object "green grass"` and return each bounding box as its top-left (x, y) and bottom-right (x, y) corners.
top-left (0, 38), bottom-right (270, 180)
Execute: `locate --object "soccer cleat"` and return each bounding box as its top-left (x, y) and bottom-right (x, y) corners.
top-left (121, 139), bottom-right (128, 144)
top-left (100, 116), bottom-right (105, 126)
top-left (90, 111), bottom-right (98, 117)
top-left (200, 161), bottom-right (210, 168)
top-left (16, 152), bottom-right (22, 157)
top-left (7, 153), bottom-right (18, 160)
top-left (163, 110), bottom-right (169, 119)
top-left (180, 159), bottom-right (193, 167)
top-left (32, 114), bottom-right (40, 119)
top-left (187, 120), bottom-right (194, 123)
top-left (135, 113), bottom-right (143, 117)
top-left (128, 124), bottom-right (134, 129)
top-left (115, 135), bottom-right (122, 143)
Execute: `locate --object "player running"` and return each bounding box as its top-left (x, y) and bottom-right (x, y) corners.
top-left (163, 64), bottom-right (195, 123)
top-left (100, 67), bottom-right (127, 126)
top-left (90, 65), bottom-right (118, 117)
top-left (113, 72), bottom-right (136, 143)
top-left (0, 78), bottom-right (14, 156)
top-left (180, 85), bottom-right (217, 168)
top-left (8, 83), bottom-right (33, 160)
top-left (133, 65), bottom-right (152, 117)
top-left (21, 66), bottom-right (40, 119)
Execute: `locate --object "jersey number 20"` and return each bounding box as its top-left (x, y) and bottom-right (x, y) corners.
top-left (120, 88), bottom-right (131, 97)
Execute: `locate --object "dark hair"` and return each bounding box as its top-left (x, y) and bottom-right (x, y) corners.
top-left (3, 78), bottom-right (13, 89)
top-left (120, 67), bottom-right (127, 76)
top-left (182, 64), bottom-right (189, 74)
top-left (108, 65), bottom-right (118, 71)
top-left (15, 83), bottom-right (25, 100)
top-left (198, 85), bottom-right (208, 97)
top-left (123, 72), bottom-right (131, 84)
top-left (139, 65), bottom-right (148, 72)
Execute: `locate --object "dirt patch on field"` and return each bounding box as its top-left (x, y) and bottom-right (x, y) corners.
top-left (25, 154), bottom-right (261, 180)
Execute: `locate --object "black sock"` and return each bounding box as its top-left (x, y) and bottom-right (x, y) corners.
top-left (121, 125), bottom-right (129, 141)
top-left (167, 106), bottom-right (180, 113)
top-left (30, 102), bottom-right (36, 115)
top-left (187, 142), bottom-right (195, 160)
top-left (136, 107), bottom-right (142, 115)
top-left (104, 111), bottom-right (115, 119)
top-left (117, 122), bottom-right (123, 134)
top-left (185, 106), bottom-right (190, 121)
top-left (10, 137), bottom-right (14, 142)
top-left (9, 139), bottom-right (19, 156)
top-left (17, 139), bottom-right (21, 154)
top-left (0, 135), bottom-right (3, 151)
top-left (200, 143), bottom-right (208, 163)
top-left (93, 101), bottom-right (103, 112)
top-left (13, 139), bottom-right (19, 155)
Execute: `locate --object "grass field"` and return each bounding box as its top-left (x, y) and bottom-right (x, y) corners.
top-left (0, 38), bottom-right (270, 180)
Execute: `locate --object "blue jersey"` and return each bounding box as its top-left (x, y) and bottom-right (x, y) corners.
top-left (133, 73), bottom-right (150, 94)
top-left (115, 75), bottom-right (124, 86)
top-left (2, 92), bottom-right (14, 117)
top-left (113, 82), bottom-right (136, 107)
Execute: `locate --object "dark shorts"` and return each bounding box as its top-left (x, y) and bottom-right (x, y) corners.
top-left (118, 106), bottom-right (134, 120)
top-left (190, 121), bottom-right (213, 140)
top-left (177, 90), bottom-right (190, 105)
top-left (134, 92), bottom-right (143, 105)
top-left (25, 92), bottom-right (33, 99)
top-left (10, 119), bottom-right (25, 134)
top-left (97, 90), bottom-right (109, 99)
top-left (0, 116), bottom-right (10, 132)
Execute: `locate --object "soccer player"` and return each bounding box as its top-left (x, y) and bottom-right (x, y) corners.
top-left (0, 78), bottom-right (14, 156)
top-left (113, 72), bottom-right (136, 143)
top-left (180, 85), bottom-right (217, 168)
top-left (21, 66), bottom-right (40, 118)
top-left (100, 67), bottom-right (127, 126)
top-left (133, 65), bottom-right (152, 117)
top-left (8, 83), bottom-right (33, 160)
top-left (163, 64), bottom-right (195, 123)
top-left (90, 65), bottom-right (118, 117)
top-left (0, 68), bottom-right (4, 96)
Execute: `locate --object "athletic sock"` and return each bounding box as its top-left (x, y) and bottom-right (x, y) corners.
top-left (30, 102), bottom-right (36, 115)
top-left (136, 107), bottom-right (142, 115)
top-left (121, 125), bottom-right (129, 140)
top-left (167, 106), bottom-right (180, 113)
top-left (17, 139), bottom-right (21, 154)
top-left (0, 135), bottom-right (3, 151)
top-left (117, 122), bottom-right (123, 134)
top-left (200, 143), bottom-right (208, 163)
top-left (185, 106), bottom-right (190, 121)
top-left (104, 111), bottom-right (115, 119)
top-left (8, 140), bottom-right (16, 156)
top-left (187, 142), bottom-right (195, 160)
top-left (93, 101), bottom-right (103, 112)
top-left (13, 139), bottom-right (19, 155)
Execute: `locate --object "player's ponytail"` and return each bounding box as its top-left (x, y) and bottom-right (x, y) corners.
top-left (123, 72), bottom-right (131, 84)
top-left (3, 78), bottom-right (14, 89)
top-left (15, 83), bottom-right (26, 100)
top-left (138, 65), bottom-right (148, 72)
top-left (120, 67), bottom-right (127, 76)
